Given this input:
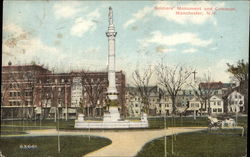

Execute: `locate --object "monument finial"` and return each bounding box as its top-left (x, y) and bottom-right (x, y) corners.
top-left (108, 6), bottom-right (113, 25)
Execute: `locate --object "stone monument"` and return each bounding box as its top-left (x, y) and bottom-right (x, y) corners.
top-left (75, 7), bottom-right (148, 129)
top-left (106, 6), bottom-right (118, 101)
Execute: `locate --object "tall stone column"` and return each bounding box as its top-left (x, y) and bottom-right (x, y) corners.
top-left (106, 6), bottom-right (118, 100)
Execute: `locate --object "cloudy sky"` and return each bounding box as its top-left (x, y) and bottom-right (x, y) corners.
top-left (2, 1), bottom-right (249, 84)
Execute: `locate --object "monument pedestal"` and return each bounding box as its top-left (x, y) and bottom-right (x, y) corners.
top-left (103, 106), bottom-right (120, 122)
top-left (74, 107), bottom-right (149, 129)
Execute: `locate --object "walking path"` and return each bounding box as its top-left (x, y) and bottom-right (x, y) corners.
top-left (23, 127), bottom-right (207, 157)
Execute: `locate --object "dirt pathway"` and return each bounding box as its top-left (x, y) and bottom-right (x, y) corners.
top-left (26, 127), bottom-right (207, 157)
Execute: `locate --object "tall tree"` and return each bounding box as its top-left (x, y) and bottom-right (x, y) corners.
top-left (80, 71), bottom-right (108, 117)
top-left (156, 63), bottom-right (193, 114)
top-left (227, 59), bottom-right (249, 113)
top-left (189, 72), bottom-right (217, 115)
top-left (132, 66), bottom-right (153, 114)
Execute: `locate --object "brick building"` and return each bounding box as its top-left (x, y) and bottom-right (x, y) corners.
top-left (1, 64), bottom-right (126, 119)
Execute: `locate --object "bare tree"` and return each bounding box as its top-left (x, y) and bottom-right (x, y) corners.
top-left (189, 72), bottom-right (218, 115)
top-left (156, 63), bottom-right (193, 114)
top-left (132, 66), bottom-right (153, 114)
top-left (80, 71), bottom-right (108, 117)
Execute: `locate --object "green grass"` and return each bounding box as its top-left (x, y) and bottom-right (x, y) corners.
top-left (148, 116), bottom-right (247, 129)
top-left (1, 119), bottom-right (75, 127)
top-left (1, 120), bottom-right (74, 135)
top-left (1, 116), bottom-right (247, 134)
top-left (148, 117), bottom-right (209, 129)
top-left (0, 136), bottom-right (111, 157)
top-left (136, 129), bottom-right (247, 157)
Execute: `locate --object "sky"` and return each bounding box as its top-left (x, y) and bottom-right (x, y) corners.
top-left (2, 1), bottom-right (249, 85)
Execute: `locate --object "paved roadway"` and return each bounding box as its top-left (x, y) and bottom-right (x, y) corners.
top-left (22, 127), bottom-right (207, 157)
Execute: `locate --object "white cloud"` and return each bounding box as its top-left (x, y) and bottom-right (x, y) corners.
top-left (2, 23), bottom-right (65, 66)
top-left (53, 2), bottom-right (84, 19)
top-left (141, 31), bottom-right (212, 48)
top-left (84, 47), bottom-right (100, 54)
top-left (182, 48), bottom-right (198, 53)
top-left (197, 59), bottom-right (233, 82)
top-left (123, 7), bottom-right (152, 28)
top-left (155, 45), bottom-right (175, 53)
top-left (210, 47), bottom-right (218, 51)
top-left (70, 9), bottom-right (100, 37)
top-left (3, 23), bottom-right (24, 34)
top-left (124, 1), bottom-right (224, 28)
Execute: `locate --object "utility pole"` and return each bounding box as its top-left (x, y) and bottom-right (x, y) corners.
top-left (57, 108), bottom-right (60, 153)
top-left (172, 128), bottom-right (174, 154)
top-left (164, 112), bottom-right (167, 157)
top-left (65, 84), bottom-right (68, 121)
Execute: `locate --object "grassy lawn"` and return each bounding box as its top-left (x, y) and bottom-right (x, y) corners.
top-left (1, 120), bottom-right (74, 135)
top-left (148, 116), bottom-right (247, 129)
top-left (136, 129), bottom-right (247, 157)
top-left (148, 117), bottom-right (209, 129)
top-left (1, 116), bottom-right (247, 134)
top-left (0, 136), bottom-right (111, 157)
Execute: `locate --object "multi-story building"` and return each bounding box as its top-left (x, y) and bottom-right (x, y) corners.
top-left (125, 82), bottom-right (239, 117)
top-left (187, 97), bottom-right (201, 115)
top-left (71, 76), bottom-right (83, 108)
top-left (1, 63), bottom-right (51, 119)
top-left (226, 90), bottom-right (244, 113)
top-left (125, 87), bottom-right (143, 117)
top-left (1, 64), bottom-right (126, 119)
top-left (34, 73), bottom-right (72, 119)
top-left (126, 86), bottom-right (173, 116)
top-left (209, 95), bottom-right (224, 115)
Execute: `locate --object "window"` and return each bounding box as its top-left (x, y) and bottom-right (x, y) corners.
top-left (239, 101), bottom-right (243, 105)
top-left (159, 104), bottom-right (162, 108)
top-left (217, 101), bottom-right (221, 106)
top-left (214, 91), bottom-right (218, 95)
top-left (239, 95), bottom-right (242, 99)
top-left (235, 95), bottom-right (237, 99)
top-left (213, 108), bottom-right (217, 112)
top-left (218, 108), bottom-right (222, 112)
top-left (9, 101), bottom-right (12, 106)
top-left (14, 92), bottom-right (17, 97)
top-left (9, 92), bottom-right (13, 97)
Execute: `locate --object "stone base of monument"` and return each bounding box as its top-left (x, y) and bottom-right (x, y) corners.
top-left (74, 106), bottom-right (148, 129)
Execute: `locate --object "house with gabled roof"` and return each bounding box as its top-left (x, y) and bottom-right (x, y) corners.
top-left (226, 90), bottom-right (244, 113)
top-left (209, 95), bottom-right (224, 115)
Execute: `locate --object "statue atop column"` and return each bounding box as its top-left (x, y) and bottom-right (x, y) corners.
top-left (108, 6), bottom-right (113, 25)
